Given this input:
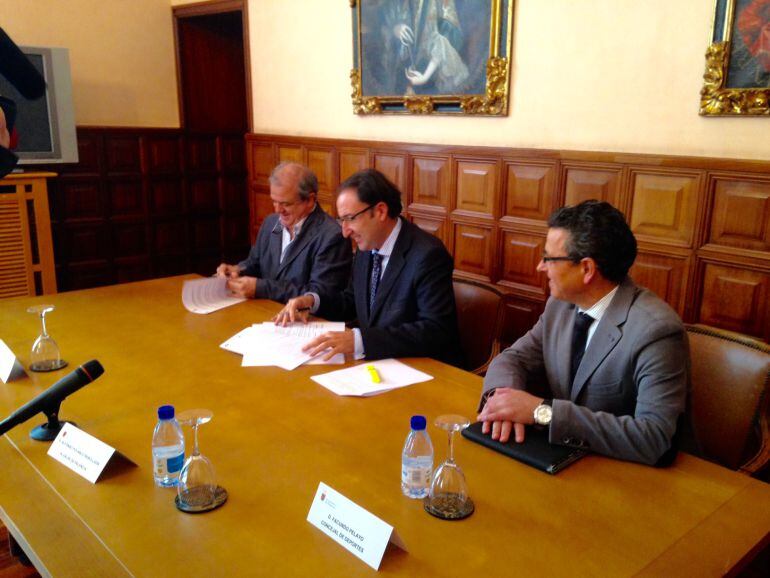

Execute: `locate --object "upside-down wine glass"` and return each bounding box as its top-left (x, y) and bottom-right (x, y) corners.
top-left (424, 414), bottom-right (474, 520)
top-left (176, 409), bottom-right (222, 512)
top-left (27, 304), bottom-right (68, 372)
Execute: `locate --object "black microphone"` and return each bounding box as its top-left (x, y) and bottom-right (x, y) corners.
top-left (0, 27), bottom-right (46, 100)
top-left (0, 360), bottom-right (104, 439)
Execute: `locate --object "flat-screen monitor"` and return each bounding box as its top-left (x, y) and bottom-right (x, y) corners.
top-left (0, 46), bottom-right (78, 165)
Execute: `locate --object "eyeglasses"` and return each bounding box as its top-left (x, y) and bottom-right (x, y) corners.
top-left (541, 255), bottom-right (581, 264)
top-left (336, 204), bottom-right (375, 224)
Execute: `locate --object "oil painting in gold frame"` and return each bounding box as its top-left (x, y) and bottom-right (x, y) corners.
top-left (350, 0), bottom-right (514, 115)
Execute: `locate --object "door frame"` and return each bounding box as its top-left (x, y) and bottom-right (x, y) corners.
top-left (172, 0), bottom-right (252, 132)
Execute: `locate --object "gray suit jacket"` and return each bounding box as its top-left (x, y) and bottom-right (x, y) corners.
top-left (482, 278), bottom-right (688, 465)
top-left (238, 204), bottom-right (352, 303)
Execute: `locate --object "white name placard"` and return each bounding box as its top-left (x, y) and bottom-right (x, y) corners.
top-left (0, 339), bottom-right (26, 383)
top-left (47, 423), bottom-right (117, 483)
top-left (307, 482), bottom-right (406, 570)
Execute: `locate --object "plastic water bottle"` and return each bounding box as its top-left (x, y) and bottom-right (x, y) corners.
top-left (401, 415), bottom-right (433, 499)
top-left (152, 405), bottom-right (185, 487)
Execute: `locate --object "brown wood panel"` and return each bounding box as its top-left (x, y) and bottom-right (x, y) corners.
top-left (408, 210), bottom-right (448, 245)
top-left (144, 136), bottom-right (181, 175)
top-left (628, 170), bottom-right (701, 248)
top-left (452, 222), bottom-right (494, 281)
top-left (219, 136), bottom-right (246, 173)
top-left (58, 179), bottom-right (104, 220)
top-left (192, 217), bottom-right (221, 250)
top-left (630, 252), bottom-right (689, 317)
top-left (112, 222), bottom-right (148, 258)
top-left (247, 141), bottom-right (274, 186)
top-left (709, 177), bottom-right (770, 253)
top-left (237, 132), bottom-right (770, 342)
top-left (699, 263), bottom-right (769, 339)
top-left (277, 145), bottom-right (303, 163)
top-left (498, 230), bottom-right (547, 296)
top-left (187, 136), bottom-right (218, 172)
top-left (454, 159), bottom-right (498, 218)
top-left (189, 178), bottom-right (220, 212)
top-left (562, 165), bottom-right (621, 207)
top-left (412, 155), bottom-right (450, 209)
top-left (153, 219), bottom-right (188, 255)
top-left (307, 147), bottom-right (336, 194)
top-left (149, 179), bottom-right (185, 215)
top-left (373, 153), bottom-right (407, 193)
top-left (57, 223), bottom-right (109, 263)
top-left (108, 180), bottom-right (145, 218)
top-left (105, 137), bottom-right (141, 173)
top-left (339, 148), bottom-right (370, 181)
top-left (222, 177), bottom-right (249, 216)
top-left (74, 131), bottom-right (100, 173)
top-left (502, 160), bottom-right (556, 222)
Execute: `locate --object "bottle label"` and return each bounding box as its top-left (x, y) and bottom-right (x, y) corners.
top-left (401, 464), bottom-right (431, 487)
top-left (154, 452), bottom-right (184, 477)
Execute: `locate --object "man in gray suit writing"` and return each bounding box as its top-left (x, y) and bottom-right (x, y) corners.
top-left (216, 162), bottom-right (352, 303)
top-left (478, 200), bottom-right (687, 465)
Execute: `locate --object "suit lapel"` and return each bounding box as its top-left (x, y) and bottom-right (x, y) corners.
top-left (368, 219), bottom-right (410, 324)
top-left (265, 220), bottom-right (283, 277)
top-left (554, 304), bottom-right (577, 400)
top-left (570, 279), bottom-right (637, 402)
top-left (276, 205), bottom-right (321, 275)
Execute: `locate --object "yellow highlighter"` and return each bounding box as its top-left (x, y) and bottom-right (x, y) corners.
top-left (366, 364), bottom-right (381, 383)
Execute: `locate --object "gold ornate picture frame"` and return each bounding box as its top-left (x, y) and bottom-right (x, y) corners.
top-left (350, 0), bottom-right (514, 115)
top-left (701, 0), bottom-right (770, 115)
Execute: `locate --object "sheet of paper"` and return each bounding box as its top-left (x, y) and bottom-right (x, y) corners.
top-left (307, 481), bottom-right (406, 570)
top-left (0, 339), bottom-right (26, 383)
top-left (220, 326), bottom-right (261, 355)
top-left (311, 359), bottom-right (433, 397)
top-left (47, 423), bottom-right (116, 484)
top-left (182, 277), bottom-right (246, 314)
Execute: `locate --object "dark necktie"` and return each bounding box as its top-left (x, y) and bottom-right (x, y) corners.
top-left (570, 312), bottom-right (594, 388)
top-left (369, 250), bottom-right (382, 312)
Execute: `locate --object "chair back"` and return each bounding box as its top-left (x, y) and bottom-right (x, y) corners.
top-left (685, 324), bottom-right (770, 474)
top-left (453, 279), bottom-right (505, 375)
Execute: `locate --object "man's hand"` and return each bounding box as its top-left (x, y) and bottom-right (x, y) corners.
top-left (0, 107), bottom-right (9, 149)
top-left (216, 263), bottom-right (240, 278)
top-left (273, 294), bottom-right (314, 326)
top-left (477, 388), bottom-right (544, 444)
top-left (302, 330), bottom-right (354, 361)
top-left (226, 276), bottom-right (257, 298)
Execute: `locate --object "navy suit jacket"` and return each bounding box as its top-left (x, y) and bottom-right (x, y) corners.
top-left (238, 204), bottom-right (352, 303)
top-left (317, 218), bottom-right (462, 366)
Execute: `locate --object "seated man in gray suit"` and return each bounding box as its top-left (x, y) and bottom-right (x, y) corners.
top-left (477, 200), bottom-right (687, 465)
top-left (274, 169), bottom-right (462, 366)
top-left (216, 162), bottom-right (352, 303)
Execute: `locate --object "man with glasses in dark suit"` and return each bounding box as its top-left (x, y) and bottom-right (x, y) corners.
top-left (274, 168), bottom-right (462, 366)
top-left (477, 200), bottom-right (688, 465)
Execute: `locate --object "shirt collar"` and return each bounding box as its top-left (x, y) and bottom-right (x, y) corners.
top-left (579, 285), bottom-right (619, 322)
top-left (374, 218), bottom-right (402, 257)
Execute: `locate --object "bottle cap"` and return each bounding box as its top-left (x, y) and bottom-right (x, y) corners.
top-left (158, 405), bottom-right (175, 420)
top-left (410, 415), bottom-right (426, 430)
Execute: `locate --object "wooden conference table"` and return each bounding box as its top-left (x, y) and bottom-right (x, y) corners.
top-left (0, 276), bottom-right (768, 577)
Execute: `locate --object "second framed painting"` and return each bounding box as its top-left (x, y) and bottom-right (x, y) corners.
top-left (350, 0), bottom-right (514, 115)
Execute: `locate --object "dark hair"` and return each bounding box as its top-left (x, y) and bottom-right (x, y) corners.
top-left (269, 162), bottom-right (318, 201)
top-left (337, 169), bottom-right (402, 218)
top-left (547, 200), bottom-right (637, 284)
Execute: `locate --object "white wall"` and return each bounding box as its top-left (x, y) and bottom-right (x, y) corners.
top-left (247, 0), bottom-right (768, 160)
top-left (1, 0), bottom-right (179, 127)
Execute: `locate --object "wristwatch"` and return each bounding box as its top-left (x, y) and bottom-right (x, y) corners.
top-left (533, 399), bottom-right (553, 426)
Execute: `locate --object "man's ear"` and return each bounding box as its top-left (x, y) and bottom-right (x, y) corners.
top-left (581, 257), bottom-right (599, 285)
top-left (375, 201), bottom-right (389, 222)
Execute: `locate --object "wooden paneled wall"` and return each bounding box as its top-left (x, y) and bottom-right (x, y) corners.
top-left (247, 133), bottom-right (770, 343)
top-left (44, 127), bottom-right (249, 291)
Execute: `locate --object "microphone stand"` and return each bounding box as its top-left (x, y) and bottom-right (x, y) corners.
top-left (30, 400), bottom-right (76, 441)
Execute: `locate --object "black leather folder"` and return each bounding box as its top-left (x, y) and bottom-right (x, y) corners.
top-left (461, 421), bottom-right (586, 474)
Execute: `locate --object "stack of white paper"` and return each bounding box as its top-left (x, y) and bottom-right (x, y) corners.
top-left (220, 322), bottom-right (346, 370)
top-left (311, 359), bottom-right (433, 397)
top-left (182, 277), bottom-right (246, 314)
